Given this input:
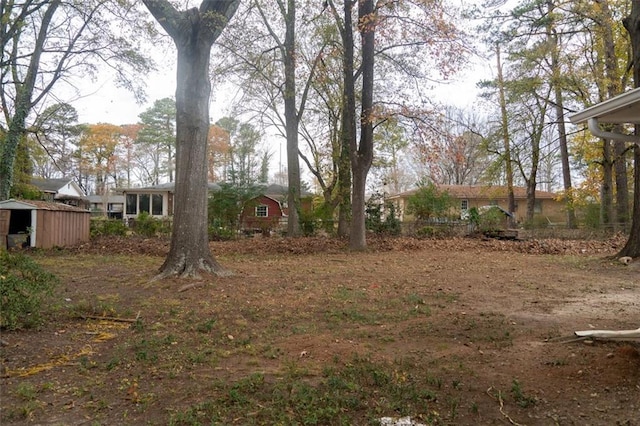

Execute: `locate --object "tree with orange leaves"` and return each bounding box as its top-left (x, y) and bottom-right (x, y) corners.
top-left (76, 123), bottom-right (122, 195)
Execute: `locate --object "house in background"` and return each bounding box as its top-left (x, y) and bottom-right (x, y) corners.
top-left (119, 182), bottom-right (222, 221)
top-left (388, 184), bottom-right (563, 225)
top-left (88, 194), bottom-right (125, 219)
top-left (119, 182), bottom-right (314, 232)
top-left (30, 177), bottom-right (88, 208)
top-left (239, 184), bottom-right (314, 232)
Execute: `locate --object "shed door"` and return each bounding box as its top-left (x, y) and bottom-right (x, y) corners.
top-left (0, 210), bottom-right (9, 236)
top-left (0, 209), bottom-right (9, 249)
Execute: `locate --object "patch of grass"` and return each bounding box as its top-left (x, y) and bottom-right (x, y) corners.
top-left (324, 307), bottom-right (381, 326)
top-left (166, 355), bottom-right (441, 425)
top-left (196, 318), bottom-right (216, 333)
top-left (511, 379), bottom-right (536, 408)
top-left (15, 382), bottom-right (38, 401)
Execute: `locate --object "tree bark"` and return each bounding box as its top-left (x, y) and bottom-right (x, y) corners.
top-left (495, 45), bottom-right (515, 226)
top-left (338, 0), bottom-right (356, 238)
top-left (601, 141), bottom-right (615, 230)
top-left (0, 1), bottom-right (61, 201)
top-left (619, 2), bottom-right (640, 258)
top-left (142, 0), bottom-right (239, 279)
top-left (349, 0), bottom-right (375, 250)
top-left (600, 0), bottom-right (625, 231)
top-left (283, 0), bottom-right (302, 237)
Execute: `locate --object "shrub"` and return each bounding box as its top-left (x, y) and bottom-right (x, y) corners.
top-left (416, 226), bottom-right (436, 237)
top-left (299, 208), bottom-right (317, 236)
top-left (365, 193), bottom-right (402, 236)
top-left (478, 207), bottom-right (504, 232)
top-left (582, 203), bottom-right (601, 229)
top-left (406, 182), bottom-right (453, 222)
top-left (0, 251), bottom-right (58, 330)
top-left (208, 221), bottom-right (236, 241)
top-left (90, 218), bottom-right (128, 238)
top-left (134, 211), bottom-right (166, 237)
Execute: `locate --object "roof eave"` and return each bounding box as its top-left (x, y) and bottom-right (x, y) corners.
top-left (569, 87), bottom-right (640, 125)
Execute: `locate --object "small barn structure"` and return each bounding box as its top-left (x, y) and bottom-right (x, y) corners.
top-left (239, 184), bottom-right (314, 233)
top-left (0, 199), bottom-right (90, 249)
top-left (240, 194), bottom-right (286, 232)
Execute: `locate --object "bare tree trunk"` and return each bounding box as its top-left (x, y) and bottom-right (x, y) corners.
top-left (545, 0), bottom-right (576, 228)
top-left (496, 45), bottom-right (515, 226)
top-left (614, 137), bottom-right (630, 229)
top-left (349, 0), bottom-right (375, 250)
top-left (337, 0), bottom-right (355, 238)
top-left (601, 141), bottom-right (615, 230)
top-left (0, 1), bottom-right (61, 200)
top-left (143, 0), bottom-right (239, 279)
top-left (619, 3), bottom-right (640, 258)
top-left (283, 0), bottom-right (301, 237)
top-left (600, 0), bottom-right (624, 232)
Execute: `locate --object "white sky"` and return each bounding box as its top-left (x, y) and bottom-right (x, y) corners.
top-left (72, 59), bottom-right (492, 126)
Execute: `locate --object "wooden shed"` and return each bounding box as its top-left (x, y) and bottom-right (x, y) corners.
top-left (0, 199), bottom-right (90, 249)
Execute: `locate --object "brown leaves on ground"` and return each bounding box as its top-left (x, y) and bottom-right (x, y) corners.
top-left (79, 233), bottom-right (629, 258)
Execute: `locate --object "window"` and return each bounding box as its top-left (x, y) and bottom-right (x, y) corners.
top-left (460, 199), bottom-right (468, 210)
top-left (152, 194), bottom-right (163, 215)
top-left (139, 194), bottom-right (150, 214)
top-left (126, 194), bottom-right (137, 215)
top-left (256, 205), bottom-right (268, 217)
top-left (534, 200), bottom-right (542, 213)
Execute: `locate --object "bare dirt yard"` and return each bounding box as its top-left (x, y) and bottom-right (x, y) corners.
top-left (1, 235), bottom-right (639, 425)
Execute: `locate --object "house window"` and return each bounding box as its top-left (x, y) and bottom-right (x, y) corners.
top-left (461, 199), bottom-right (468, 210)
top-left (534, 200), bottom-right (542, 213)
top-left (139, 194), bottom-right (150, 214)
top-left (152, 194), bottom-right (163, 215)
top-left (126, 194), bottom-right (137, 215)
top-left (256, 205), bottom-right (268, 217)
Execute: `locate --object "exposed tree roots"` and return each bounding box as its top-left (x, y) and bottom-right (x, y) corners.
top-left (152, 255), bottom-right (233, 285)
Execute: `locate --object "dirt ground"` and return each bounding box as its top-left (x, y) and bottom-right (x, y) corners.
top-left (1, 235), bottom-right (639, 425)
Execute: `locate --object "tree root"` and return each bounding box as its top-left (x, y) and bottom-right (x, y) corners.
top-left (152, 255), bottom-right (234, 284)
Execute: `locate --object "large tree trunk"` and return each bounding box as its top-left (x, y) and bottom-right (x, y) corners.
top-left (545, 0), bottom-right (576, 228)
top-left (143, 0), bottom-right (239, 279)
top-left (618, 144), bottom-right (640, 257)
top-left (600, 0), bottom-right (625, 231)
top-left (619, 3), bottom-right (640, 258)
top-left (614, 137), bottom-right (630, 228)
top-left (0, 1), bottom-right (61, 200)
top-left (158, 34), bottom-right (226, 278)
top-left (601, 141), bottom-right (615, 230)
top-left (496, 45), bottom-right (515, 226)
top-left (337, 0), bottom-right (355, 238)
top-left (283, 0), bottom-right (301, 237)
top-left (349, 0), bottom-right (375, 250)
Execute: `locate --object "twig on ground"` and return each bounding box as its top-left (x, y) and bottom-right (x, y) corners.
top-left (78, 314), bottom-right (140, 323)
top-left (486, 386), bottom-right (525, 426)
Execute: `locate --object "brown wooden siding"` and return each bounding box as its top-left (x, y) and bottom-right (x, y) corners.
top-left (36, 210), bottom-right (90, 249)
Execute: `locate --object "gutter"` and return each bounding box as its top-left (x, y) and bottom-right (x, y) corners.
top-left (587, 118), bottom-right (640, 145)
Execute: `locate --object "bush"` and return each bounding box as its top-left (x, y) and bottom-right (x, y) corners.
top-left (582, 203), bottom-right (601, 229)
top-left (90, 218), bottom-right (128, 238)
top-left (406, 182), bottom-right (453, 222)
top-left (0, 251), bottom-right (58, 330)
top-left (478, 207), bottom-right (505, 232)
top-left (134, 211), bottom-right (167, 237)
top-left (416, 226), bottom-right (436, 237)
top-left (208, 220), bottom-right (236, 241)
top-left (365, 193), bottom-right (402, 236)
